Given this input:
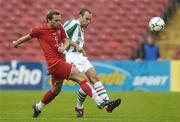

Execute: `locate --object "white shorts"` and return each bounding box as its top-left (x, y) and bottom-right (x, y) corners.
top-left (65, 52), bottom-right (93, 73)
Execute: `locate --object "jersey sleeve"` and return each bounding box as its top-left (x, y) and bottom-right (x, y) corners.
top-left (63, 20), bottom-right (78, 32)
top-left (63, 19), bottom-right (78, 39)
top-left (29, 27), bottom-right (40, 38)
top-left (63, 19), bottom-right (75, 31)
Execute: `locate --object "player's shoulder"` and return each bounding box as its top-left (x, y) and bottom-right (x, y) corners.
top-left (66, 19), bottom-right (78, 24)
top-left (64, 19), bottom-right (79, 27)
top-left (32, 23), bottom-right (47, 30)
top-left (71, 19), bottom-right (79, 24)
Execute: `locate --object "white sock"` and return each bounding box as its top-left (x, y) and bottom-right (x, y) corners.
top-left (92, 92), bottom-right (104, 106)
top-left (94, 81), bottom-right (110, 101)
top-left (76, 88), bottom-right (87, 109)
top-left (36, 101), bottom-right (45, 110)
top-left (80, 82), bottom-right (104, 106)
top-left (86, 82), bottom-right (104, 106)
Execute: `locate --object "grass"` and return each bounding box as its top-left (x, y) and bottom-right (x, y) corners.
top-left (0, 91), bottom-right (180, 122)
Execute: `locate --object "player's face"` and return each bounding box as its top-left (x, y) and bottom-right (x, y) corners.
top-left (50, 15), bottom-right (61, 28)
top-left (80, 12), bottom-right (92, 27)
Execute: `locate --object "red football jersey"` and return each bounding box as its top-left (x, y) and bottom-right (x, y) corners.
top-left (29, 23), bottom-right (67, 68)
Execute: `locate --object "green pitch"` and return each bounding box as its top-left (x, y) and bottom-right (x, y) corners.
top-left (0, 91), bottom-right (180, 122)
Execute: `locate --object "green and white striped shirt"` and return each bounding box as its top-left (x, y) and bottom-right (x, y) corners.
top-left (63, 19), bottom-right (84, 52)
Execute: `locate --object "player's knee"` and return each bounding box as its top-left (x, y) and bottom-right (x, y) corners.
top-left (75, 73), bottom-right (89, 84)
top-left (74, 73), bottom-right (88, 83)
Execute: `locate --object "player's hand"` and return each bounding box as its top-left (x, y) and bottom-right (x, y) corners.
top-left (81, 49), bottom-right (86, 56)
top-left (76, 45), bottom-right (83, 52)
top-left (58, 46), bottom-right (66, 53)
top-left (12, 41), bottom-right (18, 48)
top-left (76, 46), bottom-right (86, 56)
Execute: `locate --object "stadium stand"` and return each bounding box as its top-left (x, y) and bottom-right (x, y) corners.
top-left (156, 4), bottom-right (180, 59)
top-left (0, 0), bottom-right (174, 61)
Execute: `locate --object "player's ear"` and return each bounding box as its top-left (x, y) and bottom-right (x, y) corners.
top-left (79, 14), bottom-right (83, 19)
top-left (47, 19), bottom-right (52, 22)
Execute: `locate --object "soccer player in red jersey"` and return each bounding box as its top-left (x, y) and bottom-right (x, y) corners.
top-left (12, 10), bottom-right (112, 118)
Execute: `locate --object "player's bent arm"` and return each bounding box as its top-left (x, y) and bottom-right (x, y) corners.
top-left (58, 38), bottom-right (70, 53)
top-left (69, 40), bottom-right (81, 50)
top-left (13, 34), bottom-right (32, 48)
top-left (69, 40), bottom-right (86, 56)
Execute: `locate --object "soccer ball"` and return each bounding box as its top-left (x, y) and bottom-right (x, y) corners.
top-left (149, 17), bottom-right (165, 32)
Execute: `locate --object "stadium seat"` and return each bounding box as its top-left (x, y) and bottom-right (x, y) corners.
top-left (0, 0), bottom-right (171, 60)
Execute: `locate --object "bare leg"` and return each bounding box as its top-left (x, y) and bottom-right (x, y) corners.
top-left (68, 66), bottom-right (104, 106)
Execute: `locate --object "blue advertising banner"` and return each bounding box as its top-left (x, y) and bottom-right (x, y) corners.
top-left (0, 61), bottom-right (43, 90)
top-left (43, 61), bottom-right (170, 91)
top-left (93, 61), bottom-right (170, 91)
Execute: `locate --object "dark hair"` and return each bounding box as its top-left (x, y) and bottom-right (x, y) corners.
top-left (46, 10), bottom-right (60, 22)
top-left (79, 8), bottom-right (91, 16)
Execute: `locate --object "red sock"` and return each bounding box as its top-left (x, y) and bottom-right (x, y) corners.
top-left (41, 90), bottom-right (56, 104)
top-left (80, 80), bottom-right (92, 97)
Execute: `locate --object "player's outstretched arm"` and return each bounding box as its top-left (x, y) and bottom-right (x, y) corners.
top-left (13, 34), bottom-right (32, 48)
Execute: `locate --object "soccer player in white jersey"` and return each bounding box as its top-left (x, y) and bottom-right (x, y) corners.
top-left (63, 8), bottom-right (121, 117)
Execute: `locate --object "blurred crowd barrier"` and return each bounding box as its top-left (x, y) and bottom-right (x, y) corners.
top-left (0, 60), bottom-right (180, 92)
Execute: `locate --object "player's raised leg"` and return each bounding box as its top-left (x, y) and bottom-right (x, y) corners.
top-left (75, 68), bottom-right (110, 117)
top-left (75, 67), bottom-right (121, 116)
top-left (69, 66), bottom-right (107, 109)
top-left (86, 68), bottom-right (110, 101)
top-left (73, 60), bottom-right (111, 117)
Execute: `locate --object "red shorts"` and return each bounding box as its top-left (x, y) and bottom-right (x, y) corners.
top-left (49, 60), bottom-right (72, 85)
